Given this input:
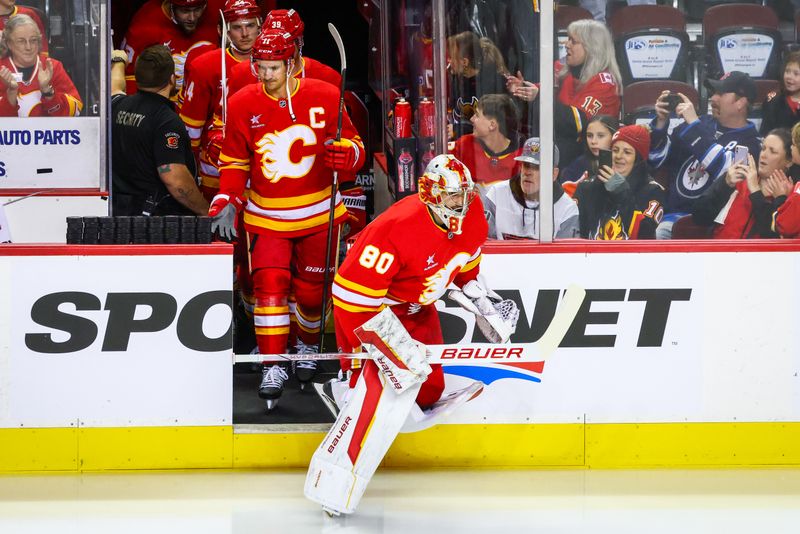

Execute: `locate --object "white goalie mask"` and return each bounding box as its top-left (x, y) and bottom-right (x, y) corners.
top-left (418, 154), bottom-right (477, 235)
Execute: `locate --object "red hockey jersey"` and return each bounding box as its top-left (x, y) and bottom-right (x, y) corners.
top-left (450, 134), bottom-right (521, 187)
top-left (0, 6), bottom-right (48, 54)
top-left (121, 0), bottom-right (222, 96)
top-left (558, 69), bottom-right (620, 120)
top-left (228, 55), bottom-right (341, 96)
top-left (332, 194), bottom-right (487, 352)
top-left (218, 78), bottom-right (363, 237)
top-left (0, 56), bottom-right (81, 117)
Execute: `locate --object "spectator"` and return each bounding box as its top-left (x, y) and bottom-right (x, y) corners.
top-left (179, 0), bottom-right (261, 200)
top-left (770, 122), bottom-right (800, 237)
top-left (559, 114), bottom-right (620, 184)
top-left (693, 128), bottom-right (794, 239)
top-left (574, 124), bottom-right (665, 240)
top-left (759, 51), bottom-right (800, 136)
top-left (110, 45), bottom-right (208, 217)
top-left (447, 31), bottom-right (510, 139)
top-left (649, 71), bottom-right (761, 239)
top-left (0, 14), bottom-right (80, 117)
top-left (121, 0), bottom-right (223, 97)
top-left (450, 93), bottom-right (522, 189)
top-left (0, 0), bottom-right (47, 54)
top-left (508, 19), bottom-right (621, 165)
top-left (228, 9), bottom-right (341, 96)
top-left (484, 137), bottom-right (579, 240)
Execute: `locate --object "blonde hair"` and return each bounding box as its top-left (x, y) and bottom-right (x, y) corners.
top-left (0, 14), bottom-right (41, 59)
top-left (448, 31), bottom-right (509, 76)
top-left (560, 19), bottom-right (621, 94)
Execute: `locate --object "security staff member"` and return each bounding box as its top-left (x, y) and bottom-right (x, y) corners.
top-left (110, 45), bottom-right (208, 216)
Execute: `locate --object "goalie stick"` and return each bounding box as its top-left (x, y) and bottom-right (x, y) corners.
top-left (235, 284), bottom-right (586, 365)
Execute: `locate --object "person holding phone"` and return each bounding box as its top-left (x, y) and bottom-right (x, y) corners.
top-left (560, 115), bottom-right (620, 186)
top-left (649, 71), bottom-right (761, 239)
top-left (770, 123), bottom-right (800, 237)
top-left (692, 128), bottom-right (794, 239)
top-left (574, 124), bottom-right (665, 240)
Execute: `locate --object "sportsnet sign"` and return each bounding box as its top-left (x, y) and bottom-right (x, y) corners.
top-left (0, 117), bottom-right (100, 189)
top-left (0, 247), bottom-right (232, 428)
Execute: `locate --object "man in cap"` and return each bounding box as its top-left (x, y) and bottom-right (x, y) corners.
top-left (483, 137), bottom-right (579, 239)
top-left (649, 70), bottom-right (761, 238)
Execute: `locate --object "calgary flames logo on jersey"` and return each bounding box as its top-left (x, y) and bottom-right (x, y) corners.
top-left (420, 252), bottom-right (471, 304)
top-left (255, 124), bottom-right (317, 183)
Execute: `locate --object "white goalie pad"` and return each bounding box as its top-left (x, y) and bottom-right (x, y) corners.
top-left (305, 307), bottom-right (431, 515)
top-left (449, 277), bottom-right (520, 343)
top-left (305, 363), bottom-right (421, 515)
top-left (353, 307), bottom-right (432, 393)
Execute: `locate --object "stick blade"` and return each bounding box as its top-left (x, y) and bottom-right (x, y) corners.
top-left (328, 23), bottom-right (347, 71)
top-left (536, 284), bottom-right (586, 360)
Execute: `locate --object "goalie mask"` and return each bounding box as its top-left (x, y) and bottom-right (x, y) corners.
top-left (418, 154), bottom-right (476, 235)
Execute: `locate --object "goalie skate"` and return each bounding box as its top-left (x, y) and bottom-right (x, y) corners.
top-left (400, 380), bottom-right (484, 433)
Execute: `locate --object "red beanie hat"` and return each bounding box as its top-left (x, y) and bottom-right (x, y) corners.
top-left (612, 124), bottom-right (650, 162)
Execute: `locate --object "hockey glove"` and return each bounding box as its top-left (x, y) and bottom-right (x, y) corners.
top-left (208, 193), bottom-right (244, 242)
top-left (324, 138), bottom-right (362, 171)
top-left (449, 275), bottom-right (519, 343)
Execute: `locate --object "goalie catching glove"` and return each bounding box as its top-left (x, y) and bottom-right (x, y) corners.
top-left (449, 275), bottom-right (519, 343)
top-left (324, 137), bottom-right (363, 171)
top-left (208, 193), bottom-right (245, 241)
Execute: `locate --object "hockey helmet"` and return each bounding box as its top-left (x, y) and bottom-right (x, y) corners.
top-left (170, 0), bottom-right (207, 7)
top-left (263, 9), bottom-right (304, 43)
top-left (251, 30), bottom-right (296, 62)
top-left (418, 154), bottom-right (476, 235)
top-left (223, 0), bottom-right (260, 23)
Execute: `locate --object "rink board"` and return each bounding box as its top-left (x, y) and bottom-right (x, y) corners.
top-left (3, 242), bottom-right (800, 470)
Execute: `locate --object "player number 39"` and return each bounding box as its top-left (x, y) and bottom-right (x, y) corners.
top-left (358, 245), bottom-right (395, 274)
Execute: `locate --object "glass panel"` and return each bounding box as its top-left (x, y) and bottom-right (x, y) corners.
top-left (0, 0), bottom-right (105, 191)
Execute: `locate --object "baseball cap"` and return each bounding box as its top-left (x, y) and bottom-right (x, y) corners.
top-left (704, 71), bottom-right (756, 102)
top-left (515, 137), bottom-right (560, 167)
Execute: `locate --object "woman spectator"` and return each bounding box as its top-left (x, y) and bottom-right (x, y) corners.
top-left (560, 115), bottom-right (620, 184)
top-left (0, 1), bottom-right (47, 54)
top-left (507, 19), bottom-right (621, 166)
top-left (770, 123), bottom-right (800, 237)
top-left (693, 128), bottom-right (794, 239)
top-left (0, 14), bottom-right (81, 117)
top-left (574, 124), bottom-right (665, 240)
top-left (759, 51), bottom-right (800, 135)
top-left (450, 93), bottom-right (522, 189)
top-left (447, 31), bottom-right (510, 139)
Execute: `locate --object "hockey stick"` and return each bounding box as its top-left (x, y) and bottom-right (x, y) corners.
top-left (219, 10), bottom-right (228, 134)
top-left (317, 22), bottom-right (347, 354)
top-left (237, 284), bottom-right (586, 364)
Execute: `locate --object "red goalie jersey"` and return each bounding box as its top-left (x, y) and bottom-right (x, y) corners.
top-left (332, 194), bottom-right (488, 353)
top-left (218, 77), bottom-right (363, 237)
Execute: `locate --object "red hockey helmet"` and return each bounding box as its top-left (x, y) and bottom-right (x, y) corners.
top-left (170, 0), bottom-right (207, 7)
top-left (251, 30), bottom-right (296, 62)
top-left (263, 9), bottom-right (304, 42)
top-left (222, 0), bottom-right (260, 23)
top-left (418, 154), bottom-right (476, 235)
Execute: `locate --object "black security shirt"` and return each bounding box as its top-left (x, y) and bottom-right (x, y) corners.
top-left (111, 91), bottom-right (196, 210)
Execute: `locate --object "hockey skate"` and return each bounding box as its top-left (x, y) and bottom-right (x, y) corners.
top-left (400, 380), bottom-right (485, 433)
top-left (314, 371), bottom-right (352, 417)
top-left (258, 364), bottom-right (288, 411)
top-left (292, 339), bottom-right (318, 390)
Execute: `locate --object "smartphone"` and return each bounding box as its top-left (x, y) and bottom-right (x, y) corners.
top-left (733, 145), bottom-right (749, 165)
top-left (598, 149), bottom-right (613, 170)
top-left (664, 93), bottom-right (683, 113)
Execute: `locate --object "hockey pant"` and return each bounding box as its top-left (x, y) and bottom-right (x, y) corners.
top-left (338, 302), bottom-right (445, 409)
top-left (250, 228), bottom-right (338, 355)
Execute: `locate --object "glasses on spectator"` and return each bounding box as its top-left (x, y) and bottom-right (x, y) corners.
top-left (11, 37), bottom-right (40, 47)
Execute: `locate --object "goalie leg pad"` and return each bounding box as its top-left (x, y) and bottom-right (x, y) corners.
top-left (354, 308), bottom-right (432, 393)
top-left (305, 361), bottom-right (421, 514)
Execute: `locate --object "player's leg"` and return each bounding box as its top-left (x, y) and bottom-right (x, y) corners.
top-left (291, 227), bottom-right (339, 386)
top-left (251, 233), bottom-right (293, 409)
